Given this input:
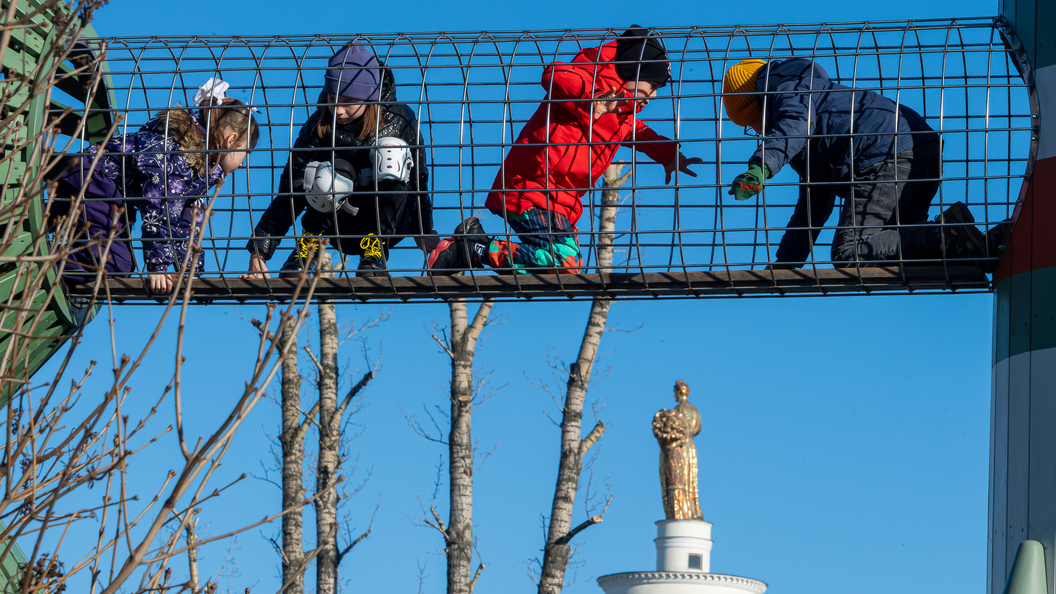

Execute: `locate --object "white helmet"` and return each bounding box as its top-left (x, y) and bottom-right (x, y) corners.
top-left (303, 159), bottom-right (356, 213)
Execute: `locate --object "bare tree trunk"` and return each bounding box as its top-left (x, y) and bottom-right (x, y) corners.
top-left (280, 314), bottom-right (306, 594)
top-left (316, 256), bottom-right (339, 594)
top-left (447, 300), bottom-right (492, 594)
top-left (538, 164), bottom-right (630, 594)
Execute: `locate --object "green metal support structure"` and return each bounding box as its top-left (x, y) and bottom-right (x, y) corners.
top-left (0, 0), bottom-right (114, 402)
top-left (0, 1), bottom-right (114, 589)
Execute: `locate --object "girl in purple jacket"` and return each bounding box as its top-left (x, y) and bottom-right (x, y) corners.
top-left (54, 79), bottom-right (260, 293)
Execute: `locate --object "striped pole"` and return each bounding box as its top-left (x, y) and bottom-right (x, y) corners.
top-left (990, 1), bottom-right (1056, 592)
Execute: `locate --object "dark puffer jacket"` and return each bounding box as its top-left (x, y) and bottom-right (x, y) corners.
top-left (55, 110), bottom-right (224, 280)
top-left (751, 58), bottom-right (938, 187)
top-left (248, 68), bottom-right (432, 259)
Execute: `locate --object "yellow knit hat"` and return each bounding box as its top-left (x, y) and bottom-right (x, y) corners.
top-left (722, 59), bottom-right (767, 127)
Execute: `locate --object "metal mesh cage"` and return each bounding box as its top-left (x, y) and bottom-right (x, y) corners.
top-left (55, 18), bottom-right (1031, 302)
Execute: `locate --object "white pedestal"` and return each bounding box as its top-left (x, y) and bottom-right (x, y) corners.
top-left (597, 571), bottom-right (767, 594)
top-left (597, 520), bottom-right (766, 594)
top-left (655, 520), bottom-right (713, 572)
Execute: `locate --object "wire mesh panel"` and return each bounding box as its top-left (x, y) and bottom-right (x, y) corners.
top-left (55, 18), bottom-right (1031, 303)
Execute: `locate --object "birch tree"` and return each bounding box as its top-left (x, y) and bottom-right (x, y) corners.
top-left (268, 253), bottom-right (378, 594)
top-left (279, 312), bottom-right (307, 594)
top-left (444, 301), bottom-right (491, 594)
top-left (536, 164), bottom-right (630, 594)
top-left (314, 273), bottom-right (341, 594)
top-left (414, 300), bottom-right (493, 594)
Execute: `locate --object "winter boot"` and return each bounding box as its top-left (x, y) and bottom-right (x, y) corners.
top-left (935, 202), bottom-right (986, 262)
top-left (427, 217), bottom-right (492, 275)
top-left (983, 218), bottom-right (1014, 273)
top-left (357, 234), bottom-right (389, 278)
top-left (279, 232), bottom-right (322, 278)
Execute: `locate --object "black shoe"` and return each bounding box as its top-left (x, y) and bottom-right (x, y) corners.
top-left (279, 233), bottom-right (322, 278)
top-left (935, 202), bottom-right (986, 261)
top-left (427, 217), bottom-right (492, 275)
top-left (356, 234), bottom-right (389, 278)
top-left (357, 254), bottom-right (389, 278)
top-left (983, 218), bottom-right (1014, 273)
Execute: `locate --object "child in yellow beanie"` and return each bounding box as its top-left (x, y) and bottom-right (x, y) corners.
top-left (720, 57), bottom-right (986, 266)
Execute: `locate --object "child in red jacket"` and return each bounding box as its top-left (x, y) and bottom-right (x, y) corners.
top-left (428, 27), bottom-right (701, 274)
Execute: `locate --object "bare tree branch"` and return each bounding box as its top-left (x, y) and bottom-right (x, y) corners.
top-left (303, 346), bottom-right (323, 378)
top-left (335, 503), bottom-right (378, 564)
top-left (579, 421), bottom-right (606, 457)
top-left (431, 333), bottom-right (455, 359)
top-left (554, 515), bottom-right (602, 547)
top-left (335, 370), bottom-right (374, 420)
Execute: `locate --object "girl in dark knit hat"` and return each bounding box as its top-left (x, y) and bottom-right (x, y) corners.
top-left (244, 43), bottom-right (435, 278)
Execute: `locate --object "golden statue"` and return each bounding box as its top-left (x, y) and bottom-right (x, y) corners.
top-left (652, 379), bottom-right (702, 520)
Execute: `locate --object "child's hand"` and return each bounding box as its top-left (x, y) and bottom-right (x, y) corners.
top-left (149, 273), bottom-right (178, 293)
top-left (240, 254), bottom-right (271, 279)
top-left (728, 163), bottom-right (769, 201)
top-left (593, 86), bottom-right (622, 119)
top-left (664, 153), bottom-right (704, 184)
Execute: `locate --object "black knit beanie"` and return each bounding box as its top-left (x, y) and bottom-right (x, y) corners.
top-left (614, 26), bottom-right (671, 87)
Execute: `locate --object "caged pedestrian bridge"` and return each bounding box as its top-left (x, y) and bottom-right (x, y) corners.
top-left (4, 5), bottom-right (1055, 594)
top-left (3, 17), bottom-right (1031, 308)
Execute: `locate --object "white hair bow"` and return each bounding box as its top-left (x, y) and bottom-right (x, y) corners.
top-left (194, 77), bottom-right (230, 106)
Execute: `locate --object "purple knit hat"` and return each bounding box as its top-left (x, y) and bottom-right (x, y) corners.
top-left (323, 44), bottom-right (381, 101)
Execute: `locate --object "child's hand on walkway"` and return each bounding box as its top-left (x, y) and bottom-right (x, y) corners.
top-left (593, 86), bottom-right (621, 119)
top-left (149, 273), bottom-right (178, 293)
top-left (240, 254), bottom-right (271, 279)
top-left (665, 153), bottom-right (703, 184)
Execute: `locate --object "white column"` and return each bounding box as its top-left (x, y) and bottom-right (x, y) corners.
top-left (655, 520), bottom-right (714, 573)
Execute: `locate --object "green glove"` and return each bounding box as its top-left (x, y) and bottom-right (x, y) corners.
top-left (729, 163), bottom-right (770, 201)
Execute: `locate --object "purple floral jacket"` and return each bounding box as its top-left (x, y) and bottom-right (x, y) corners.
top-left (89, 115), bottom-right (225, 273)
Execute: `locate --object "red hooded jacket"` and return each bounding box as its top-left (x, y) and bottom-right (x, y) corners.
top-left (485, 41), bottom-right (679, 225)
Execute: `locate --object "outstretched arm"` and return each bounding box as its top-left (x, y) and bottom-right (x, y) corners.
top-left (754, 86), bottom-right (817, 178)
top-left (629, 120), bottom-right (701, 183)
top-left (247, 115), bottom-right (322, 261)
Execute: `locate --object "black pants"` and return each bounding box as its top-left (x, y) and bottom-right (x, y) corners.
top-left (832, 141), bottom-right (942, 262)
top-left (300, 180), bottom-right (412, 258)
top-left (775, 141), bottom-right (942, 264)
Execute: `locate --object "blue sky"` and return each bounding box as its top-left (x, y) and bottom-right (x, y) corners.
top-left (39, 0), bottom-right (1003, 592)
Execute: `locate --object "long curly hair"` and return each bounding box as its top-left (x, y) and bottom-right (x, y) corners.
top-left (155, 97), bottom-right (260, 175)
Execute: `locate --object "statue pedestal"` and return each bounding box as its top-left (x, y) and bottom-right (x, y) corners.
top-left (655, 519), bottom-right (714, 572)
top-left (597, 520), bottom-right (766, 594)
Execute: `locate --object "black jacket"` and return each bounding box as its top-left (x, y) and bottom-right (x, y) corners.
top-left (249, 68), bottom-right (432, 260)
top-left (752, 58), bottom-right (938, 187)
